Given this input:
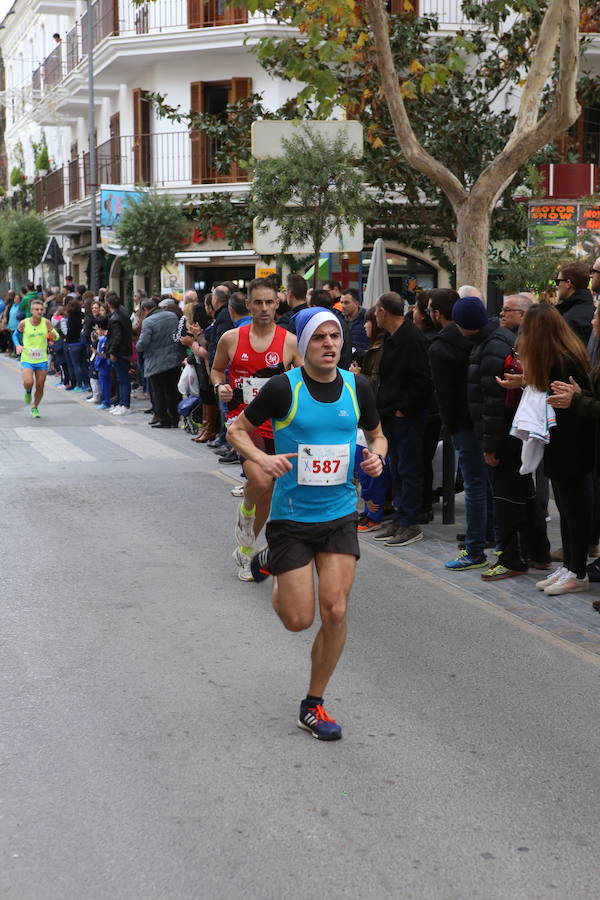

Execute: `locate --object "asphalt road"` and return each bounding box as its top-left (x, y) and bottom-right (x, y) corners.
top-left (2, 359), bottom-right (600, 900)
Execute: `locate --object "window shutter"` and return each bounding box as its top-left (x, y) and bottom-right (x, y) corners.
top-left (133, 88), bottom-right (150, 184)
top-left (229, 78), bottom-right (252, 181)
top-left (187, 0), bottom-right (204, 28)
top-left (190, 81), bottom-right (205, 184)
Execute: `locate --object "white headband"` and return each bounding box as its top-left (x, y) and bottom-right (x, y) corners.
top-left (297, 311), bottom-right (342, 358)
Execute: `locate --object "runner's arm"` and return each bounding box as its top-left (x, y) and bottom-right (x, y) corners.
top-left (17, 320), bottom-right (25, 333)
top-left (210, 330), bottom-right (236, 400)
top-left (228, 412), bottom-right (296, 478)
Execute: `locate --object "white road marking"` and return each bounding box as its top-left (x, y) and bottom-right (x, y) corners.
top-left (14, 427), bottom-right (94, 462)
top-left (91, 425), bottom-right (187, 460)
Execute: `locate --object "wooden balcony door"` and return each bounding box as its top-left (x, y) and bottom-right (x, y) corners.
top-left (133, 89), bottom-right (150, 184)
top-left (188, 0), bottom-right (246, 28)
top-left (190, 78), bottom-right (251, 184)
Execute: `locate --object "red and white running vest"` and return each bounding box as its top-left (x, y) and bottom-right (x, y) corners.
top-left (227, 324), bottom-right (287, 438)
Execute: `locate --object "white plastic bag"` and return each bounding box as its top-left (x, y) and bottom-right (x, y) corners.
top-left (177, 364), bottom-right (199, 397)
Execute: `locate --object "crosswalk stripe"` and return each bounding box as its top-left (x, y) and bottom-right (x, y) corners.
top-left (14, 427), bottom-right (95, 462)
top-left (91, 425), bottom-right (187, 460)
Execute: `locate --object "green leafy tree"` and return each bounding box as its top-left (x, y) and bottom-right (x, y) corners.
top-left (244, 0), bottom-right (581, 291)
top-left (3, 213), bottom-right (47, 278)
top-left (252, 127), bottom-right (371, 287)
top-left (491, 232), bottom-right (577, 297)
top-left (116, 192), bottom-right (188, 295)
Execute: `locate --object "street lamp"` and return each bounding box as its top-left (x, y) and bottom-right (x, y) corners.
top-left (87, 0), bottom-right (98, 293)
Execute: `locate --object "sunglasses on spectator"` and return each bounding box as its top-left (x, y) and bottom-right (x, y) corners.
top-left (554, 278), bottom-right (570, 284)
top-left (590, 268), bottom-right (600, 276)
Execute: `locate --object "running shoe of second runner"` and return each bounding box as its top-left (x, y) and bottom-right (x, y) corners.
top-left (235, 502), bottom-right (256, 550)
top-left (232, 546), bottom-right (254, 582)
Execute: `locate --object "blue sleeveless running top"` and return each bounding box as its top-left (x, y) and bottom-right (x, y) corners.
top-left (270, 367), bottom-right (359, 523)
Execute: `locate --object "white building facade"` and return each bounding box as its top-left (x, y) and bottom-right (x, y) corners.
top-left (1, 0), bottom-right (598, 297)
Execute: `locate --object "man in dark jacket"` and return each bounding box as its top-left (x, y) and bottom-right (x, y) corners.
top-left (372, 291), bottom-right (432, 547)
top-left (106, 293), bottom-right (133, 414)
top-left (456, 296), bottom-right (549, 580)
top-left (278, 273), bottom-right (309, 331)
top-left (208, 287), bottom-right (234, 369)
top-left (556, 262), bottom-right (594, 347)
top-left (340, 288), bottom-right (368, 352)
top-left (428, 289), bottom-right (491, 570)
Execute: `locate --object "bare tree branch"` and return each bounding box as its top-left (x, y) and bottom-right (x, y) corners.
top-left (365, 0), bottom-right (467, 214)
top-left (472, 0), bottom-right (580, 208)
top-left (510, 0), bottom-right (562, 138)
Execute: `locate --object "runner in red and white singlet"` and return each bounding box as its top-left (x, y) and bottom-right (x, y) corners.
top-left (226, 322), bottom-right (287, 442)
top-left (211, 278), bottom-right (303, 581)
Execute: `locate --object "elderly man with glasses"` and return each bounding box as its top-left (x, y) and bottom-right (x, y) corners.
top-left (499, 294), bottom-right (534, 333)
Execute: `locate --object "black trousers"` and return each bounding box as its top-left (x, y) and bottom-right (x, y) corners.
top-left (150, 366), bottom-right (181, 426)
top-left (493, 439), bottom-right (550, 571)
top-left (552, 472), bottom-right (591, 579)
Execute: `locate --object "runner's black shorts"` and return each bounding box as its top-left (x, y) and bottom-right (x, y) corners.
top-left (265, 512), bottom-right (360, 575)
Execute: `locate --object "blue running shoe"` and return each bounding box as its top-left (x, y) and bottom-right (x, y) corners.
top-left (444, 550), bottom-right (488, 571)
top-left (298, 700), bottom-right (342, 741)
top-left (250, 546), bottom-right (272, 583)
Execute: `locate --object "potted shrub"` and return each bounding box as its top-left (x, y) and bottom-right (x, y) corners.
top-left (35, 146), bottom-right (50, 176)
top-left (10, 167), bottom-right (25, 187)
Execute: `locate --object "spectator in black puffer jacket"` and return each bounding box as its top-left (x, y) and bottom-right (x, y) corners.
top-left (456, 296), bottom-right (550, 582)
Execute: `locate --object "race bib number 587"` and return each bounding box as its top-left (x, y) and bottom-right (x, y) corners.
top-left (297, 444), bottom-right (350, 486)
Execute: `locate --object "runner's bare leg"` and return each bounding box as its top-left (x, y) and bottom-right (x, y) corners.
top-left (308, 553), bottom-right (356, 697)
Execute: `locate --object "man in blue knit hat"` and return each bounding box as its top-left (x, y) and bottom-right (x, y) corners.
top-left (228, 307), bottom-right (387, 740)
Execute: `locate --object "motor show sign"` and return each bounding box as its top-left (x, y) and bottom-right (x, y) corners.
top-left (528, 201), bottom-right (600, 255)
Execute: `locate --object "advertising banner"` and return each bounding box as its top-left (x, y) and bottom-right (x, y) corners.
top-left (528, 201), bottom-right (600, 256)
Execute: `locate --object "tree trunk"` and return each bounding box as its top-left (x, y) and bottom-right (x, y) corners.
top-left (454, 200), bottom-right (491, 295)
top-left (312, 244), bottom-right (321, 291)
top-left (151, 266), bottom-right (161, 297)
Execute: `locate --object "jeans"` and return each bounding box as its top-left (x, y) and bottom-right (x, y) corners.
top-left (452, 426), bottom-right (489, 559)
top-left (112, 356), bottom-right (131, 408)
top-left (386, 411), bottom-right (426, 527)
top-left (98, 368), bottom-right (112, 406)
top-left (66, 341), bottom-right (84, 387)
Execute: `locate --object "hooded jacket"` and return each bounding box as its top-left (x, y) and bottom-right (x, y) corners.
top-left (428, 323), bottom-right (473, 431)
top-left (466, 320), bottom-right (515, 455)
top-left (556, 288), bottom-right (594, 347)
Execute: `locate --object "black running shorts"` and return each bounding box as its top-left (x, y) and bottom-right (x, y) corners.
top-left (265, 512), bottom-right (360, 575)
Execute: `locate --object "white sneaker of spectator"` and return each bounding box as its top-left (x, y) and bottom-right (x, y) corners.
top-left (112, 406), bottom-right (131, 416)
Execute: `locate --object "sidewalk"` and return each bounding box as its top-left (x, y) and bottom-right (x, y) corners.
top-left (360, 495), bottom-right (600, 657)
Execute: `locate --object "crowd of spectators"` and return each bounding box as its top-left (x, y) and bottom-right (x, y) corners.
top-left (3, 261), bottom-right (600, 606)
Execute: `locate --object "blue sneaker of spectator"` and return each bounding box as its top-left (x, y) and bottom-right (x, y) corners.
top-left (250, 547), bottom-right (271, 583)
top-left (99, 403), bottom-right (111, 410)
top-left (445, 550), bottom-right (488, 571)
top-left (298, 700), bottom-right (342, 741)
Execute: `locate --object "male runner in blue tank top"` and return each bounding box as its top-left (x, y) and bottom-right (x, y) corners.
top-left (228, 307), bottom-right (387, 740)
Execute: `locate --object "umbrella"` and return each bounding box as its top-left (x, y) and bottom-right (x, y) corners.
top-left (363, 238), bottom-right (390, 309)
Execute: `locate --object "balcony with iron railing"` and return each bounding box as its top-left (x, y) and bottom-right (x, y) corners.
top-left (32, 0), bottom-right (249, 97)
top-left (33, 130), bottom-right (249, 214)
